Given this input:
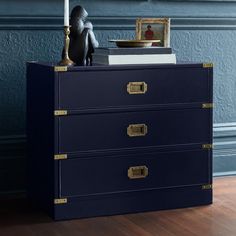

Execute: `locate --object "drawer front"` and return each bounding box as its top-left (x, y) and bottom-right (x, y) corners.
top-left (57, 109), bottom-right (211, 153)
top-left (57, 67), bottom-right (210, 110)
top-left (59, 149), bottom-right (211, 197)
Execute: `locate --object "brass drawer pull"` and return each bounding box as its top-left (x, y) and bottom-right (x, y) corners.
top-left (127, 124), bottom-right (148, 137)
top-left (128, 166), bottom-right (148, 179)
top-left (127, 82), bottom-right (147, 94)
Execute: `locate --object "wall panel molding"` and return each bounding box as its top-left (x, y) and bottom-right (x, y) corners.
top-left (1, 16), bottom-right (236, 30)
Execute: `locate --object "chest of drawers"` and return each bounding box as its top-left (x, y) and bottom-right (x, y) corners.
top-left (27, 62), bottom-right (213, 220)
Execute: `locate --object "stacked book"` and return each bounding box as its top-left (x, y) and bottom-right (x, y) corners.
top-left (93, 47), bottom-right (176, 65)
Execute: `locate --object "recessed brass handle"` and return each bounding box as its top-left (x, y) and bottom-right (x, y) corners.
top-left (128, 165), bottom-right (148, 179)
top-left (127, 124), bottom-right (148, 137)
top-left (127, 82), bottom-right (147, 94)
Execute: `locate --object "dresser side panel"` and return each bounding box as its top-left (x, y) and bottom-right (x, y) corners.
top-left (26, 63), bottom-right (55, 217)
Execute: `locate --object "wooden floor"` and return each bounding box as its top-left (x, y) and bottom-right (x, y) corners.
top-left (1, 177), bottom-right (236, 236)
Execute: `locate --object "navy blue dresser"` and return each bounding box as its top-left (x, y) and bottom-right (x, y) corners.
top-left (27, 62), bottom-right (213, 220)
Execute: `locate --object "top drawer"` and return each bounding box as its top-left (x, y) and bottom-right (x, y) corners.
top-left (56, 67), bottom-right (211, 110)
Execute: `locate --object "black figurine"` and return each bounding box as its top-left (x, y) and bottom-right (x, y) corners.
top-left (62, 5), bottom-right (99, 66)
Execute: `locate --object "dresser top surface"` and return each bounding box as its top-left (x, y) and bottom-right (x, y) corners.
top-left (27, 62), bottom-right (213, 72)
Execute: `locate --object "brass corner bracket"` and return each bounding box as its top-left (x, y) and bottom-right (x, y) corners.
top-left (202, 103), bottom-right (214, 109)
top-left (54, 66), bottom-right (68, 72)
top-left (202, 184), bottom-right (212, 190)
top-left (202, 144), bottom-right (213, 149)
top-left (54, 198), bottom-right (67, 204)
top-left (203, 63), bottom-right (213, 68)
top-left (54, 110), bottom-right (68, 116)
top-left (54, 154), bottom-right (68, 160)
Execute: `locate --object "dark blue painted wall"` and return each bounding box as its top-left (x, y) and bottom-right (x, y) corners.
top-left (0, 0), bottom-right (236, 194)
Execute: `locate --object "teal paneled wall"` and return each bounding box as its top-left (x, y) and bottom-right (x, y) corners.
top-left (172, 29), bottom-right (236, 122)
top-left (1, 0), bottom-right (236, 194)
top-left (0, 30), bottom-right (63, 135)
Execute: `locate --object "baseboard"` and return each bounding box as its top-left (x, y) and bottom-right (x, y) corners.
top-left (1, 122), bottom-right (236, 195)
top-left (0, 135), bottom-right (26, 195)
top-left (213, 122), bottom-right (236, 177)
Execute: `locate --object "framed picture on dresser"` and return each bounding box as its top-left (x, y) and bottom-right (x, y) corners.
top-left (136, 18), bottom-right (170, 47)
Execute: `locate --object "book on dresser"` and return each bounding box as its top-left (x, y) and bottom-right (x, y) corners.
top-left (94, 47), bottom-right (173, 55)
top-left (27, 62), bottom-right (213, 220)
top-left (93, 47), bottom-right (176, 65)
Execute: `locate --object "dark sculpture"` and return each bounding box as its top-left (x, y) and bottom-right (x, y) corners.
top-left (62, 5), bottom-right (99, 66)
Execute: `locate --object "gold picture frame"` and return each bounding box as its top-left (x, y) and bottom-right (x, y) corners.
top-left (136, 18), bottom-right (170, 47)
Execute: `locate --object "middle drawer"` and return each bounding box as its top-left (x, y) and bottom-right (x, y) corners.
top-left (57, 108), bottom-right (211, 153)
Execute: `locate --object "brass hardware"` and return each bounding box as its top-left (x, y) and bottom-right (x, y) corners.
top-left (202, 184), bottom-right (212, 190)
top-left (128, 166), bottom-right (148, 179)
top-left (54, 198), bottom-right (67, 204)
top-left (203, 63), bottom-right (213, 68)
top-left (202, 144), bottom-right (213, 149)
top-left (54, 66), bottom-right (68, 72)
top-left (127, 124), bottom-right (148, 137)
top-left (54, 154), bottom-right (68, 160)
top-left (54, 110), bottom-right (68, 116)
top-left (59, 26), bottom-right (75, 66)
top-left (202, 103), bottom-right (214, 109)
top-left (127, 82), bottom-right (147, 94)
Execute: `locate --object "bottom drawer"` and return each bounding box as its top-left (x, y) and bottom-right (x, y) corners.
top-left (59, 149), bottom-right (211, 197)
top-left (54, 185), bottom-right (212, 220)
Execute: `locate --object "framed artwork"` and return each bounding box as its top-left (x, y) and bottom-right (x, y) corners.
top-left (136, 18), bottom-right (170, 47)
